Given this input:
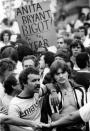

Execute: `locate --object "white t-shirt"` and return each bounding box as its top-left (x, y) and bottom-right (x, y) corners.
top-left (8, 94), bottom-right (43, 131)
top-left (79, 102), bottom-right (90, 122)
top-left (1, 94), bottom-right (13, 110)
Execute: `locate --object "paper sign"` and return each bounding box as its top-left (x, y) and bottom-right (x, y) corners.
top-left (15, 2), bottom-right (57, 51)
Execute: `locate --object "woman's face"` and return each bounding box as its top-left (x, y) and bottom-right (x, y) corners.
top-left (3, 33), bottom-right (9, 42)
top-left (71, 44), bottom-right (82, 57)
top-left (54, 68), bottom-right (68, 84)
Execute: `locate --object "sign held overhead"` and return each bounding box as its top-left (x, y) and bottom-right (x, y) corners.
top-left (15, 2), bottom-right (57, 51)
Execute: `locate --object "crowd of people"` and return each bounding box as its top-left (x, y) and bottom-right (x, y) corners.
top-left (0, 2), bottom-right (90, 131)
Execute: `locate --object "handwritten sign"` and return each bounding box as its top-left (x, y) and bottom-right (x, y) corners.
top-left (15, 2), bottom-right (57, 51)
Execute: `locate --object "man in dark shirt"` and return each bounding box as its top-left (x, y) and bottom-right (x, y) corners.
top-left (73, 52), bottom-right (90, 91)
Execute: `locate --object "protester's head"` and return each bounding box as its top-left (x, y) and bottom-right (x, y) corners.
top-left (86, 12), bottom-right (90, 20)
top-left (39, 51), bottom-right (55, 69)
top-left (2, 18), bottom-right (9, 26)
top-left (78, 26), bottom-right (87, 37)
top-left (2, 17), bottom-right (13, 26)
top-left (79, 12), bottom-right (86, 22)
top-left (0, 30), bottom-right (12, 42)
top-left (84, 22), bottom-right (90, 32)
top-left (1, 46), bottom-right (18, 63)
top-left (19, 67), bottom-right (39, 92)
top-left (22, 55), bottom-right (37, 69)
top-left (15, 39), bottom-right (29, 47)
top-left (76, 52), bottom-right (89, 69)
top-left (50, 60), bottom-right (70, 83)
top-left (17, 45), bottom-right (34, 62)
top-left (74, 34), bottom-right (81, 40)
top-left (4, 74), bottom-right (19, 95)
top-left (37, 46), bottom-right (47, 55)
top-left (0, 58), bottom-right (16, 81)
top-left (57, 36), bottom-right (67, 49)
top-left (70, 39), bottom-right (85, 57)
top-left (55, 49), bottom-right (69, 62)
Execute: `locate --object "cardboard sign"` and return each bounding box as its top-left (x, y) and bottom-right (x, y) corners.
top-left (15, 2), bottom-right (57, 51)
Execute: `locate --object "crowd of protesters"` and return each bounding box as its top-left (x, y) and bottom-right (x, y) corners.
top-left (0, 2), bottom-right (90, 131)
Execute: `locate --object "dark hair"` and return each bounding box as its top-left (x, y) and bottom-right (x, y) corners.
top-left (4, 74), bottom-right (17, 95)
top-left (17, 45), bottom-right (34, 62)
top-left (79, 26), bottom-right (87, 36)
top-left (55, 49), bottom-right (70, 62)
top-left (2, 18), bottom-right (9, 26)
top-left (1, 46), bottom-right (18, 63)
top-left (44, 51), bottom-right (55, 67)
top-left (0, 30), bottom-right (12, 41)
top-left (2, 18), bottom-right (13, 26)
top-left (70, 39), bottom-right (85, 56)
top-left (79, 12), bottom-right (85, 19)
top-left (19, 67), bottom-right (39, 90)
top-left (0, 58), bottom-right (16, 76)
top-left (76, 52), bottom-right (89, 69)
top-left (86, 12), bottom-right (90, 20)
top-left (50, 60), bottom-right (70, 81)
top-left (15, 39), bottom-right (29, 47)
top-left (84, 22), bottom-right (90, 29)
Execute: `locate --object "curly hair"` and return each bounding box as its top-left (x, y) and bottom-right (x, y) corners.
top-left (19, 67), bottom-right (39, 90)
top-left (0, 30), bottom-right (12, 42)
top-left (70, 39), bottom-right (85, 56)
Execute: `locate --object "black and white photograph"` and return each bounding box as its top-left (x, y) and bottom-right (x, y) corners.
top-left (0, 0), bottom-right (90, 131)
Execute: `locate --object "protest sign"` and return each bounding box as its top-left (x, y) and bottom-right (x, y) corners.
top-left (15, 2), bottom-right (57, 51)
